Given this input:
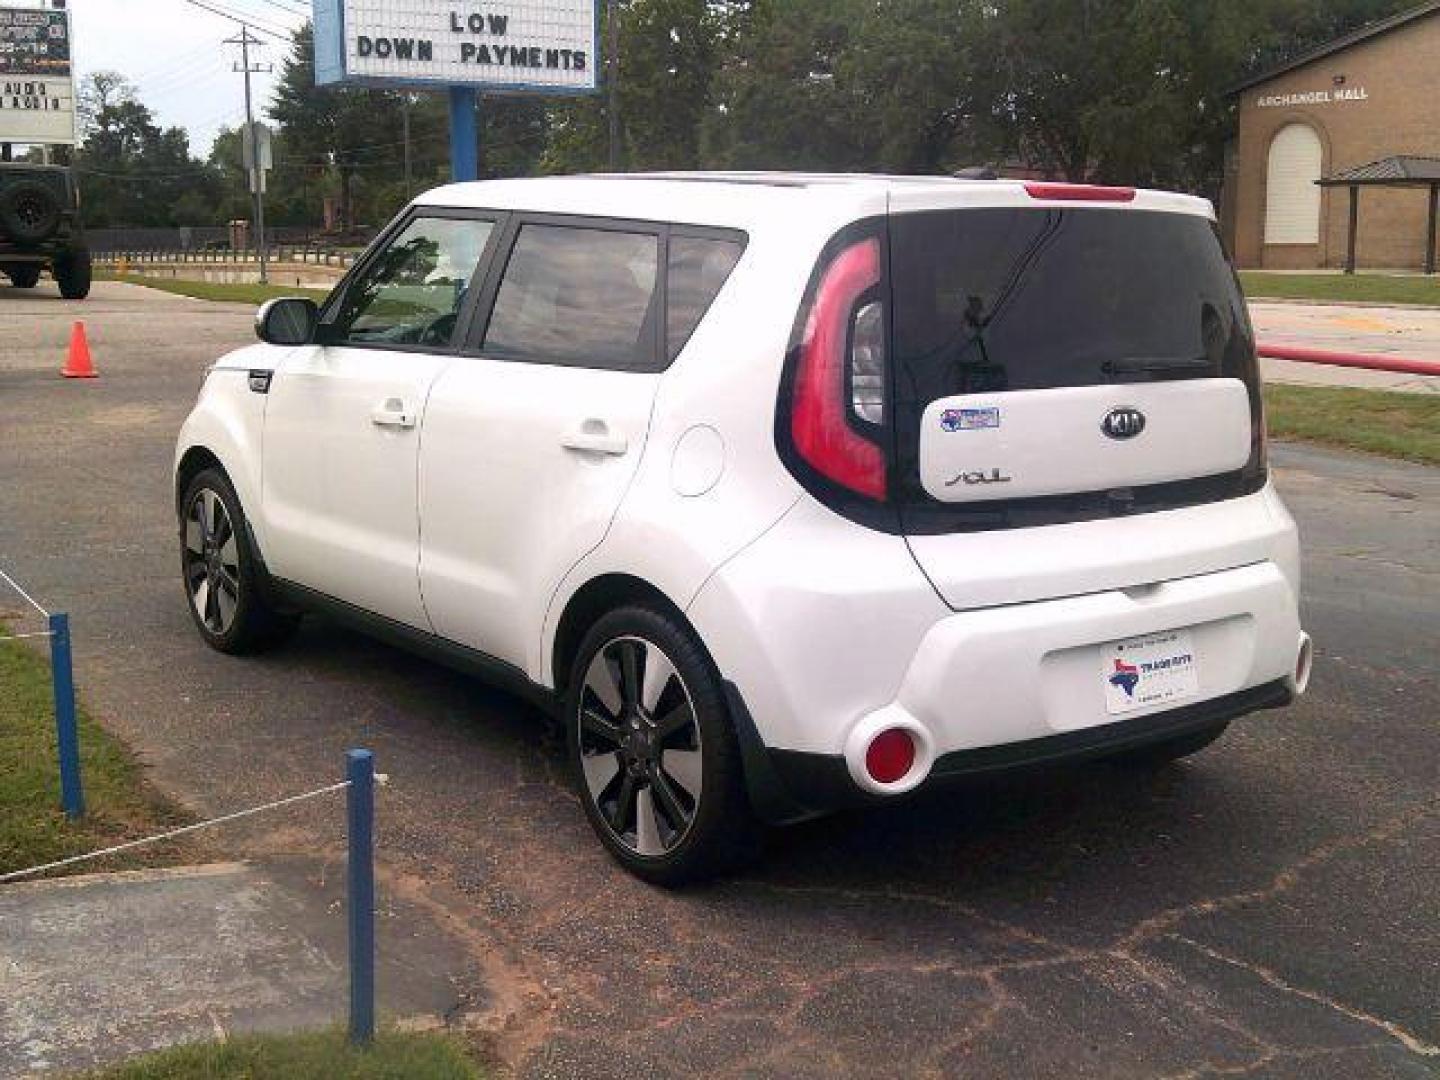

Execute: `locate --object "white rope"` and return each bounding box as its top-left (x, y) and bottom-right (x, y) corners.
top-left (0, 631), bottom-right (55, 642)
top-left (0, 780), bottom-right (354, 885)
top-left (0, 567), bottom-right (50, 619)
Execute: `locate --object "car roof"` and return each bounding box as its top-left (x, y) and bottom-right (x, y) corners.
top-left (416, 172), bottom-right (1213, 231)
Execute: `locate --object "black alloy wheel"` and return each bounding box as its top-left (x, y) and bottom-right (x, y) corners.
top-left (179, 468), bottom-right (296, 654)
top-left (567, 606), bottom-right (759, 885)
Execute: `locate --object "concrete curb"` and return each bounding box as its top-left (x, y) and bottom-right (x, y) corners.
top-left (0, 861), bottom-right (248, 895)
top-left (1248, 296), bottom-right (1440, 311)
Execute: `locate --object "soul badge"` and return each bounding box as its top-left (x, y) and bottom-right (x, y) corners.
top-left (944, 468), bottom-right (1012, 487)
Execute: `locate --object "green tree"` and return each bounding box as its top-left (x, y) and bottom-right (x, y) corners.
top-left (269, 23), bottom-right (408, 229)
top-left (268, 23), bottom-right (544, 229)
top-left (700, 0), bottom-right (867, 170)
top-left (973, 0), bottom-right (1418, 195)
top-left (543, 0), bottom-right (722, 173)
top-left (75, 92), bottom-right (222, 228)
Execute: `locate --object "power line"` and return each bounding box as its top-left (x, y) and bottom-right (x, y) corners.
top-left (182, 0), bottom-right (289, 41)
top-left (233, 0), bottom-right (310, 21)
top-left (204, 0), bottom-right (295, 37)
top-left (126, 40), bottom-right (222, 85)
top-left (137, 54), bottom-right (230, 98)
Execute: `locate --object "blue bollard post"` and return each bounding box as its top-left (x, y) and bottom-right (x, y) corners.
top-left (347, 749), bottom-right (376, 1045)
top-left (49, 613), bottom-right (83, 819)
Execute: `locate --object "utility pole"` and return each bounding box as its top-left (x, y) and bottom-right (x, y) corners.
top-left (606, 0), bottom-right (621, 171)
top-left (402, 95), bottom-right (413, 194)
top-left (226, 26), bottom-right (272, 284)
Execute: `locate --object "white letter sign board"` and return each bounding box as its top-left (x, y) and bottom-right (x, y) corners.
top-left (313, 0), bottom-right (599, 94)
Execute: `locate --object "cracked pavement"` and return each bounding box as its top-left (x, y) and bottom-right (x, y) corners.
top-left (2, 282), bottom-right (1438, 1077)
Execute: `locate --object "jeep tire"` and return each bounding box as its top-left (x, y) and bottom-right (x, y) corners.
top-left (5, 265), bottom-right (41, 289)
top-left (54, 247), bottom-right (92, 300)
top-left (0, 180), bottom-right (62, 244)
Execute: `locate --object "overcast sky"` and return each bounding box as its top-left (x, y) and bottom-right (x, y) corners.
top-left (69, 0), bottom-right (308, 156)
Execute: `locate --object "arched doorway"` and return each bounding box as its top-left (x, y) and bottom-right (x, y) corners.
top-left (1264, 123), bottom-right (1323, 246)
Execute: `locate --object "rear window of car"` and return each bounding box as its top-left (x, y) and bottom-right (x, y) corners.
top-left (890, 207), bottom-right (1255, 399)
top-left (483, 224), bottom-right (660, 370)
top-left (887, 207), bottom-right (1265, 531)
top-left (666, 235), bottom-right (744, 361)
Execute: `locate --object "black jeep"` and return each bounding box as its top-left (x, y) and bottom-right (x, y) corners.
top-left (0, 163), bottom-right (91, 300)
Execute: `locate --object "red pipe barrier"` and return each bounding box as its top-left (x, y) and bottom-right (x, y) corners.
top-left (1257, 342), bottom-right (1440, 378)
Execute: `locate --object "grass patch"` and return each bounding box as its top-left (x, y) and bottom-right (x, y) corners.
top-left (1240, 272), bottom-right (1440, 307)
top-left (0, 626), bottom-right (194, 878)
top-left (1265, 384), bottom-right (1440, 465)
top-left (75, 1029), bottom-right (481, 1079)
top-left (98, 272), bottom-right (332, 306)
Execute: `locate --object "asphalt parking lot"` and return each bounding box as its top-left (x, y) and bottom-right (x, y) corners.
top-left (2, 280), bottom-right (1438, 1078)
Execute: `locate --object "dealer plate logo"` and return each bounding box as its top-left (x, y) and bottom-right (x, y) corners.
top-left (1102, 629), bottom-right (1199, 715)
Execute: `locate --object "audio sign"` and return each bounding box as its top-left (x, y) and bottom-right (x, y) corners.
top-left (314, 0), bottom-right (599, 93)
top-left (0, 6), bottom-right (75, 144)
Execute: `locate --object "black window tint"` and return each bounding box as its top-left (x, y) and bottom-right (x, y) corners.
top-left (667, 236), bottom-right (743, 361)
top-left (890, 208), bottom-right (1254, 399)
top-left (484, 224), bottom-right (660, 369)
top-left (889, 208), bottom-right (1265, 533)
top-left (329, 216), bottom-right (493, 347)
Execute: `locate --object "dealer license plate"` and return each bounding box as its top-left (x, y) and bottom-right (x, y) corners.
top-left (1101, 629), bottom-right (1200, 715)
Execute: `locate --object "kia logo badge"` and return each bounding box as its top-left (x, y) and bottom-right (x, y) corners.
top-left (1102, 408), bottom-right (1146, 440)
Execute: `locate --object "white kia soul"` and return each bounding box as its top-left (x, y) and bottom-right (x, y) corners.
top-left (175, 173), bottom-right (1311, 883)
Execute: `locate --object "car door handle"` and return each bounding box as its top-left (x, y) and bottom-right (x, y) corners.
top-left (370, 399), bottom-right (417, 429)
top-left (560, 422), bottom-right (628, 456)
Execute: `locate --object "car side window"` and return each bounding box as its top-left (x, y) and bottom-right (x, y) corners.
top-left (483, 224), bottom-right (660, 370)
top-left (328, 216), bottom-right (494, 348)
top-left (666, 235), bottom-right (744, 361)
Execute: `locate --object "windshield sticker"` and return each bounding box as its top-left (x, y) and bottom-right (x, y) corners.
top-left (940, 407), bottom-right (1000, 432)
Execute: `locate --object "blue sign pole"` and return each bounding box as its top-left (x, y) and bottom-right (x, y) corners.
top-left (347, 748), bottom-right (376, 1045)
top-left (49, 612), bottom-right (84, 819)
top-left (448, 86), bottom-right (479, 182)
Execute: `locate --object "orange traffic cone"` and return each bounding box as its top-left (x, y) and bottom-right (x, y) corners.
top-left (61, 321), bottom-right (97, 379)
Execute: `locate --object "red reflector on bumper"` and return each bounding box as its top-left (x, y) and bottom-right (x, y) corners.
top-left (865, 729), bottom-right (916, 784)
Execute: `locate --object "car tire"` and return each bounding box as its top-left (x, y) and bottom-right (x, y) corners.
top-left (1110, 721), bottom-right (1229, 768)
top-left (566, 605), bottom-right (760, 886)
top-left (6, 265), bottom-right (41, 289)
top-left (179, 467), bottom-right (298, 654)
top-left (0, 180), bottom-right (62, 243)
top-left (54, 247), bottom-right (92, 300)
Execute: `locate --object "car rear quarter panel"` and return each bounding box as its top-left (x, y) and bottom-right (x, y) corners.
top-left (537, 202), bottom-right (874, 688)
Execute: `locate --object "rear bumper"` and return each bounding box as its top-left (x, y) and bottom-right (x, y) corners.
top-left (856, 559), bottom-right (1303, 781)
top-left (723, 554), bottom-right (1305, 822)
top-left (687, 487), bottom-right (1307, 823)
top-left (737, 679), bottom-right (1294, 823)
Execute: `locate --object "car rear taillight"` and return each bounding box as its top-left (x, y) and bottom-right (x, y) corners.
top-left (788, 237), bottom-right (887, 500)
top-left (1024, 182), bottom-right (1137, 203)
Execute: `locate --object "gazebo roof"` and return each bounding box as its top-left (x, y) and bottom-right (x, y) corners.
top-left (1318, 155), bottom-right (1440, 186)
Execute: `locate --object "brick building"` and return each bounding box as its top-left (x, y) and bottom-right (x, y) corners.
top-left (1222, 1), bottom-right (1440, 270)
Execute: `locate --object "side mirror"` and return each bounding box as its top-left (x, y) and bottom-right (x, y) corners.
top-left (255, 297), bottom-right (320, 346)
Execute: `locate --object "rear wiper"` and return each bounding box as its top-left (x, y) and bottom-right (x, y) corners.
top-left (1102, 355), bottom-right (1212, 375)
